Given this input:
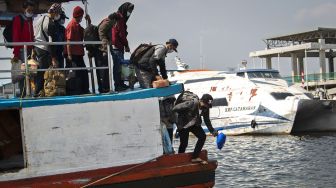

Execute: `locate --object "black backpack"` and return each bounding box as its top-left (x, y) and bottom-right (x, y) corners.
top-left (83, 24), bottom-right (100, 53)
top-left (175, 91), bottom-right (199, 106)
top-left (3, 15), bottom-right (24, 48)
top-left (130, 43), bottom-right (156, 66)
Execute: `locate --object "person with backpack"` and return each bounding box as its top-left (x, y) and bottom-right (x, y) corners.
top-left (110, 2), bottom-right (134, 91)
top-left (33, 3), bottom-right (62, 96)
top-left (10, 0), bottom-right (35, 97)
top-left (85, 13), bottom-right (120, 93)
top-left (133, 39), bottom-right (178, 89)
top-left (65, 6), bottom-right (91, 95)
top-left (173, 91), bottom-right (218, 164)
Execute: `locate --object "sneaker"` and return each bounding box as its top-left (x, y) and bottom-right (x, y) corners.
top-left (120, 84), bottom-right (129, 89)
top-left (191, 158), bottom-right (208, 165)
top-left (115, 86), bottom-right (128, 92)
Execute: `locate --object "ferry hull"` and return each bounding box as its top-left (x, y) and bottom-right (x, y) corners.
top-left (0, 151), bottom-right (217, 188)
top-left (292, 100), bottom-right (336, 132)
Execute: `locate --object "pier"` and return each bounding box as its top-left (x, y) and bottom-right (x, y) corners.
top-left (249, 27), bottom-right (336, 98)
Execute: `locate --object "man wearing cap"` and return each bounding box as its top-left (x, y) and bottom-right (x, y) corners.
top-left (173, 92), bottom-right (218, 164)
top-left (135, 38), bottom-right (178, 89)
top-left (65, 6), bottom-right (91, 95)
top-left (33, 3), bottom-right (62, 96)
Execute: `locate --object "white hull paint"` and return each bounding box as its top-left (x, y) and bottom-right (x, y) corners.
top-left (1, 97), bottom-right (163, 181)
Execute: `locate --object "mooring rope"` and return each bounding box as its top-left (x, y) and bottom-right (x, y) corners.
top-left (80, 157), bottom-right (159, 188)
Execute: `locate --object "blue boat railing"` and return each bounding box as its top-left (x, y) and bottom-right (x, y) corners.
top-left (0, 41), bottom-right (113, 97)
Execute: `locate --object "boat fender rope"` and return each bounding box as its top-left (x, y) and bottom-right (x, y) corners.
top-left (80, 157), bottom-right (158, 188)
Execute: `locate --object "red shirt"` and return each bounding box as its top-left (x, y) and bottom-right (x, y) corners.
top-left (12, 15), bottom-right (34, 58)
top-left (111, 12), bottom-right (129, 51)
top-left (65, 18), bottom-right (84, 56)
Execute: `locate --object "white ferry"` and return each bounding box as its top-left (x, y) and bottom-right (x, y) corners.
top-left (169, 68), bottom-right (336, 135)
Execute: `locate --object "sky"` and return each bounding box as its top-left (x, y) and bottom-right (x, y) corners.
top-left (1, 0), bottom-right (336, 85)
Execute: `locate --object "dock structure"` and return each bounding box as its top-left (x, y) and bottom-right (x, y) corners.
top-left (249, 27), bottom-right (336, 97)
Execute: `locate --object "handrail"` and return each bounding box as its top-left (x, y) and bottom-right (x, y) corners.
top-left (0, 41), bottom-right (104, 46)
top-left (0, 40), bottom-right (114, 97)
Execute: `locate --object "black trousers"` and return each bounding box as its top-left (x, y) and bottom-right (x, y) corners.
top-left (34, 47), bottom-right (52, 95)
top-left (66, 55), bottom-right (90, 94)
top-left (178, 125), bottom-right (206, 159)
top-left (92, 49), bottom-right (110, 93)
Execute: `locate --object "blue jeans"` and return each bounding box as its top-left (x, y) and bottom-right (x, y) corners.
top-left (111, 49), bottom-right (124, 87)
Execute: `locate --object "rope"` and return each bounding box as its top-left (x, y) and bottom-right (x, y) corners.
top-left (80, 157), bottom-right (158, 188)
top-left (19, 77), bottom-right (26, 108)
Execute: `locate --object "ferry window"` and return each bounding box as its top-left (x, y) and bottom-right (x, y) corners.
top-left (263, 72), bottom-right (272, 78)
top-left (248, 72), bottom-right (263, 78)
top-left (212, 98), bottom-right (228, 107)
top-left (0, 109), bottom-right (24, 172)
top-left (304, 93), bottom-right (314, 99)
top-left (271, 72), bottom-right (281, 78)
top-left (237, 72), bottom-right (245, 78)
top-left (248, 72), bottom-right (281, 79)
top-left (270, 92), bottom-right (294, 100)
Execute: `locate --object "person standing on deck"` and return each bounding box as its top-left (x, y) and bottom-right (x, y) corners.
top-left (12, 0), bottom-right (35, 97)
top-left (33, 3), bottom-right (62, 96)
top-left (110, 2), bottom-right (134, 92)
top-left (65, 6), bottom-right (91, 95)
top-left (173, 92), bottom-right (218, 164)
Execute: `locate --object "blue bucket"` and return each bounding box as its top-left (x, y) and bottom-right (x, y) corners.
top-left (216, 132), bottom-right (226, 150)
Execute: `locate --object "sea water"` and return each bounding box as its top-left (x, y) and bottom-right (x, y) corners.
top-left (173, 133), bottom-right (336, 187)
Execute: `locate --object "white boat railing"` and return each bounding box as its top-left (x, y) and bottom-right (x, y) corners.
top-left (0, 41), bottom-right (114, 97)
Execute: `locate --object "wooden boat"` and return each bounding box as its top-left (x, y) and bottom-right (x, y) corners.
top-left (0, 85), bottom-right (217, 187)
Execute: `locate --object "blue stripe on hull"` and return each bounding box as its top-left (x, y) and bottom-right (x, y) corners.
top-left (0, 84), bottom-right (183, 109)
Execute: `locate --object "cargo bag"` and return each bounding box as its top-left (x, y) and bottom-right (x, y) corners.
top-left (42, 68), bottom-right (66, 97)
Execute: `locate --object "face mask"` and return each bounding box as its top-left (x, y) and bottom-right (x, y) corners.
top-left (167, 49), bottom-right (174, 53)
top-left (127, 11), bottom-right (131, 17)
top-left (25, 11), bottom-right (33, 18)
top-left (54, 14), bottom-right (61, 21)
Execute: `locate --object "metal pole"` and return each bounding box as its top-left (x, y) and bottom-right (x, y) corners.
top-left (277, 53), bottom-right (280, 72)
top-left (83, 0), bottom-right (96, 94)
top-left (24, 45), bottom-right (31, 97)
top-left (107, 44), bottom-right (114, 92)
top-left (252, 57), bottom-right (255, 69)
top-left (305, 49), bottom-right (308, 91)
top-left (12, 83), bottom-right (16, 97)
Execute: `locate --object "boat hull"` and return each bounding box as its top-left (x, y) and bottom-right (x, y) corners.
top-left (0, 151), bottom-right (217, 188)
top-left (292, 99), bottom-right (336, 132)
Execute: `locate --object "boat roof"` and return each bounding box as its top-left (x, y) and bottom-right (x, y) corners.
top-left (0, 84), bottom-right (183, 110)
top-left (236, 69), bottom-right (279, 73)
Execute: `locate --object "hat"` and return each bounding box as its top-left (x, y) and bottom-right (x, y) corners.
top-left (201, 94), bottom-right (213, 108)
top-left (48, 3), bottom-right (62, 14)
top-left (73, 6), bottom-right (84, 18)
top-left (60, 11), bottom-right (69, 19)
top-left (167, 38), bottom-right (178, 52)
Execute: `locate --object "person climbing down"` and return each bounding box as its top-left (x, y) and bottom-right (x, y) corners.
top-left (173, 91), bottom-right (218, 164)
